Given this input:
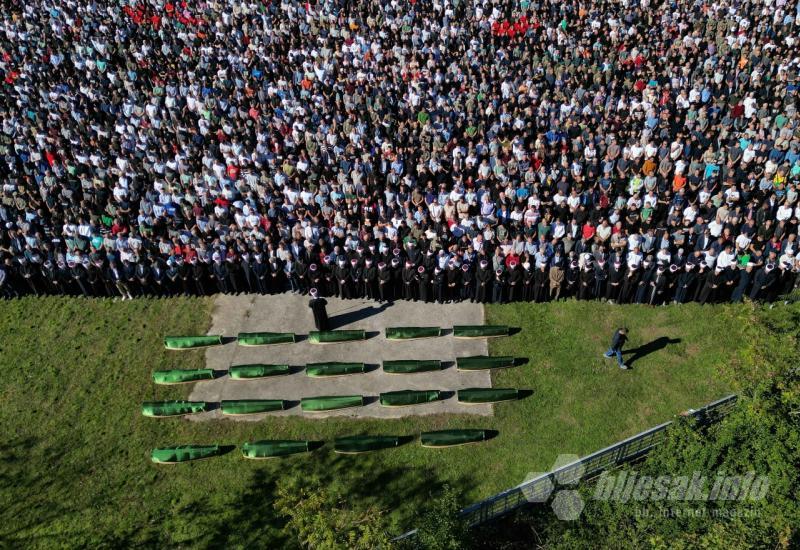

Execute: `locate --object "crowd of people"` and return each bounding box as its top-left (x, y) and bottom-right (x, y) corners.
top-left (1, 0), bottom-right (800, 305)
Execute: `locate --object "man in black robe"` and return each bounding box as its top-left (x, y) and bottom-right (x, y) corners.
top-left (308, 288), bottom-right (329, 330)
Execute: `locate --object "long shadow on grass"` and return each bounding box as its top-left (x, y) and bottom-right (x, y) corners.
top-left (622, 337), bottom-right (682, 368)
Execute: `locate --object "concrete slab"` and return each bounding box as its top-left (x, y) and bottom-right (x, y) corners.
top-left (188, 294), bottom-right (492, 420)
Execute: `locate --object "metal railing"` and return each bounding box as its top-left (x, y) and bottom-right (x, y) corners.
top-left (395, 394), bottom-right (738, 539)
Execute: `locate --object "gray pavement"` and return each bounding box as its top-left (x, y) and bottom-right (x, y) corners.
top-left (188, 293), bottom-right (492, 420)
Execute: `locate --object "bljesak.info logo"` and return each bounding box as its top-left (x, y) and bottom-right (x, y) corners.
top-left (522, 454), bottom-right (770, 521)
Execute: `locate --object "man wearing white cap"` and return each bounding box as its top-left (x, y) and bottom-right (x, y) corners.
top-left (308, 288), bottom-right (329, 330)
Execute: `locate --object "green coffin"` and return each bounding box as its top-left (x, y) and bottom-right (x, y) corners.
top-left (229, 364), bottom-right (290, 379)
top-left (308, 330), bottom-right (365, 344)
top-left (385, 327), bottom-right (443, 340)
top-left (334, 436), bottom-right (402, 454)
top-left (457, 388), bottom-right (520, 404)
top-left (380, 390), bottom-right (441, 407)
top-left (452, 325), bottom-right (509, 338)
top-left (241, 440), bottom-right (317, 459)
top-left (420, 430), bottom-right (491, 448)
top-left (164, 335), bottom-right (223, 350)
top-left (221, 400), bottom-right (286, 415)
top-left (151, 445), bottom-right (223, 464)
top-left (152, 369), bottom-right (215, 384)
top-left (382, 360), bottom-right (442, 374)
top-left (237, 332), bottom-right (296, 346)
top-left (456, 356), bottom-right (515, 370)
top-left (301, 395), bottom-right (364, 412)
top-left (306, 362), bottom-right (366, 377)
top-left (141, 401), bottom-right (208, 417)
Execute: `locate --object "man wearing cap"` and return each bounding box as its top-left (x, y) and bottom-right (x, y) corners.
top-left (349, 258), bottom-right (362, 299)
top-left (362, 259), bottom-right (377, 300)
top-left (377, 261), bottom-right (391, 302)
top-left (578, 259), bottom-right (595, 300)
top-left (492, 267), bottom-right (507, 304)
top-left (475, 260), bottom-right (492, 303)
top-left (730, 263), bottom-right (754, 303)
top-left (461, 263), bottom-right (475, 302)
top-left (606, 261), bottom-right (624, 303)
top-left (402, 260), bottom-right (416, 301)
top-left (432, 266), bottom-right (445, 304)
top-left (417, 265), bottom-right (431, 302)
top-left (334, 257), bottom-right (351, 299)
top-left (507, 260), bottom-right (523, 301)
top-left (446, 261), bottom-right (461, 302)
top-left (308, 288), bottom-right (329, 331)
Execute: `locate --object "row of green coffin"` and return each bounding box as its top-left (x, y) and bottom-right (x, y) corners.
top-left (151, 430), bottom-right (494, 463)
top-left (163, 325), bottom-right (511, 349)
top-left (143, 389), bottom-right (523, 417)
top-left (152, 356), bottom-right (516, 384)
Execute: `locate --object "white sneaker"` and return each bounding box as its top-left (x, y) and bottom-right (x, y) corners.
top-left (619, 364), bottom-right (629, 370)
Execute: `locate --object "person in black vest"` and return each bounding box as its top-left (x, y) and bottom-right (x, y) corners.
top-left (308, 288), bottom-right (329, 330)
top-left (604, 327), bottom-right (629, 369)
top-left (698, 266), bottom-right (725, 305)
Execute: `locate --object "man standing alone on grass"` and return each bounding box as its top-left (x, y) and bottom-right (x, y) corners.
top-left (604, 327), bottom-right (629, 369)
top-left (308, 288), bottom-right (329, 331)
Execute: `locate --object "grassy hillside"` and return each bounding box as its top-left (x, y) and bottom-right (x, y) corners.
top-left (0, 297), bottom-right (747, 547)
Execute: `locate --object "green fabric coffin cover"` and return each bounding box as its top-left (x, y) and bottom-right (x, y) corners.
top-left (456, 355), bottom-right (515, 370)
top-left (164, 335), bottom-right (223, 350)
top-left (151, 445), bottom-right (222, 463)
top-left (141, 401), bottom-right (208, 417)
top-left (385, 327), bottom-right (443, 340)
top-left (421, 429), bottom-right (490, 447)
top-left (237, 332), bottom-right (296, 346)
top-left (380, 390), bottom-right (441, 407)
top-left (452, 325), bottom-right (509, 338)
top-left (305, 362), bottom-right (366, 377)
top-left (382, 359), bottom-right (442, 374)
top-left (308, 330), bottom-right (365, 344)
top-left (301, 395), bottom-right (364, 412)
top-left (457, 388), bottom-right (520, 403)
top-left (152, 369), bottom-right (214, 384)
top-left (334, 436), bottom-right (401, 454)
top-left (229, 364), bottom-right (290, 379)
top-left (221, 400), bottom-right (286, 415)
top-left (241, 440), bottom-right (315, 459)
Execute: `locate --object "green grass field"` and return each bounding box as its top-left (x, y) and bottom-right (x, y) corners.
top-left (0, 297), bottom-right (752, 547)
